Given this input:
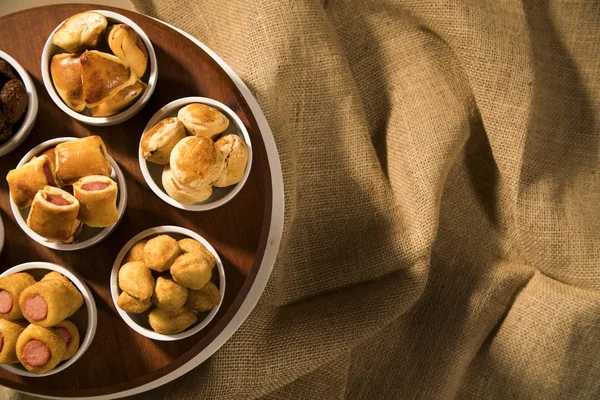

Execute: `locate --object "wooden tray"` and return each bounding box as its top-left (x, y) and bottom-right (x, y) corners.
top-left (0, 4), bottom-right (283, 398)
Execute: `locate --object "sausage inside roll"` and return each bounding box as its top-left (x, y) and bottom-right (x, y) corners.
top-left (16, 324), bottom-right (67, 374)
top-left (0, 319), bottom-right (26, 364)
top-left (26, 186), bottom-right (81, 243)
top-left (55, 136), bottom-right (112, 184)
top-left (6, 155), bottom-right (59, 209)
top-left (73, 175), bottom-right (118, 227)
top-left (0, 272), bottom-right (36, 320)
top-left (18, 277), bottom-right (84, 327)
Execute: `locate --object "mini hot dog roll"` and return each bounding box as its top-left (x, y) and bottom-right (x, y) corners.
top-left (123, 239), bottom-right (148, 263)
top-left (16, 324), bottom-right (66, 374)
top-left (52, 320), bottom-right (79, 361)
top-left (26, 186), bottom-right (80, 243)
top-left (186, 281), bottom-right (220, 313)
top-left (40, 272), bottom-right (82, 315)
top-left (19, 278), bottom-right (83, 327)
top-left (0, 272), bottom-right (36, 320)
top-left (6, 155), bottom-right (59, 209)
top-left (73, 175), bottom-right (118, 227)
top-left (0, 319), bottom-right (26, 364)
top-left (152, 276), bottom-right (188, 312)
top-left (117, 291), bottom-right (152, 314)
top-left (55, 136), bottom-right (112, 184)
top-left (148, 307), bottom-right (197, 335)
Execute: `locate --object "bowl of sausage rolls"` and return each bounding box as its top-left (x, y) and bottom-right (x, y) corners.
top-left (139, 97), bottom-right (252, 211)
top-left (6, 136), bottom-right (127, 250)
top-left (110, 226), bottom-right (225, 341)
top-left (0, 262), bottom-right (97, 376)
top-left (41, 10), bottom-right (157, 126)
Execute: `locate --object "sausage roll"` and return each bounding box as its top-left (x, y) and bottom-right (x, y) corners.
top-left (0, 272), bottom-right (36, 320)
top-left (52, 320), bottom-right (80, 361)
top-left (73, 175), bottom-right (118, 227)
top-left (6, 155), bottom-right (59, 208)
top-left (18, 277), bottom-right (83, 327)
top-left (0, 319), bottom-right (26, 364)
top-left (16, 324), bottom-right (67, 374)
top-left (26, 186), bottom-right (80, 243)
top-left (55, 136), bottom-right (112, 184)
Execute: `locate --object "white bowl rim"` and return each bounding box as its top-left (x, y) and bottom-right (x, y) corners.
top-left (0, 50), bottom-right (38, 157)
top-left (40, 9), bottom-right (158, 126)
top-left (138, 96), bottom-right (253, 211)
top-left (0, 212), bottom-right (4, 256)
top-left (110, 225), bottom-right (226, 341)
top-left (0, 262), bottom-right (98, 377)
top-left (9, 137), bottom-right (128, 251)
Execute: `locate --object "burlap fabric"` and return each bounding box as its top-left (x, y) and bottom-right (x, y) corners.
top-left (3, 0), bottom-right (600, 399)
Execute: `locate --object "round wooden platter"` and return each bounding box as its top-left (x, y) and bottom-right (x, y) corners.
top-left (0, 4), bottom-right (283, 399)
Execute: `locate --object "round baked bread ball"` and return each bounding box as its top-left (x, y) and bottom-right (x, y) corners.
top-left (141, 117), bottom-right (186, 165)
top-left (118, 261), bottom-right (154, 300)
top-left (214, 134), bottom-right (249, 187)
top-left (152, 276), bottom-right (188, 312)
top-left (186, 281), bottom-right (220, 312)
top-left (144, 235), bottom-right (180, 272)
top-left (170, 136), bottom-right (222, 190)
top-left (162, 165), bottom-right (212, 204)
top-left (177, 103), bottom-right (229, 138)
top-left (117, 291), bottom-right (152, 314)
top-left (148, 307), bottom-right (197, 334)
top-left (124, 239), bottom-right (148, 263)
top-left (178, 238), bottom-right (216, 265)
top-left (170, 253), bottom-right (213, 290)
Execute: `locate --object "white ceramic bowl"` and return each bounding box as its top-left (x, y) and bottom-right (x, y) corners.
top-left (9, 137), bottom-right (127, 251)
top-left (110, 226), bottom-right (226, 341)
top-left (139, 97), bottom-right (253, 211)
top-left (0, 50), bottom-right (38, 157)
top-left (41, 10), bottom-right (158, 126)
top-left (0, 262), bottom-right (97, 377)
top-left (0, 212), bottom-right (4, 255)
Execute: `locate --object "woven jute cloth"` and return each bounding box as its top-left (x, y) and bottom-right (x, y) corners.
top-left (4, 0), bottom-right (600, 399)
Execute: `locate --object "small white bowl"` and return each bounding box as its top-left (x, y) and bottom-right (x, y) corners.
top-left (0, 262), bottom-right (97, 377)
top-left (41, 10), bottom-right (158, 126)
top-left (139, 97), bottom-right (253, 211)
top-left (0, 50), bottom-right (38, 157)
top-left (9, 137), bottom-right (127, 251)
top-left (110, 226), bottom-right (226, 341)
top-left (0, 212), bottom-right (4, 255)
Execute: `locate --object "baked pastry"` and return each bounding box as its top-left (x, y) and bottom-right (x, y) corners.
top-left (214, 134), bottom-right (249, 187)
top-left (177, 103), bottom-right (229, 138)
top-left (40, 272), bottom-right (82, 310)
top-left (6, 155), bottom-right (58, 208)
top-left (19, 277), bottom-right (83, 327)
top-left (55, 136), bottom-right (112, 184)
top-left (89, 79), bottom-right (146, 117)
top-left (0, 319), bottom-right (26, 364)
top-left (51, 12), bottom-right (107, 53)
top-left (170, 253), bottom-right (213, 290)
top-left (117, 291), bottom-right (152, 314)
top-left (79, 50), bottom-right (137, 108)
top-left (26, 186), bottom-right (81, 243)
top-left (170, 136), bottom-right (222, 189)
top-left (143, 235), bottom-right (180, 272)
top-left (148, 307), bottom-right (197, 335)
top-left (124, 239), bottom-right (148, 263)
top-left (162, 165), bottom-right (213, 204)
top-left (53, 320), bottom-right (80, 361)
top-left (50, 54), bottom-right (85, 112)
top-left (41, 147), bottom-right (57, 173)
top-left (141, 117), bottom-right (186, 165)
top-left (73, 175), bottom-right (118, 227)
top-left (152, 276), bottom-right (188, 312)
top-left (186, 281), bottom-right (220, 312)
top-left (107, 24), bottom-right (149, 78)
top-left (118, 262), bottom-right (154, 300)
top-left (16, 324), bottom-right (67, 374)
top-left (178, 238), bottom-right (216, 265)
top-left (0, 272), bottom-right (36, 320)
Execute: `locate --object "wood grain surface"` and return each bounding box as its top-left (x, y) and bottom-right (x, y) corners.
top-left (0, 4), bottom-right (272, 397)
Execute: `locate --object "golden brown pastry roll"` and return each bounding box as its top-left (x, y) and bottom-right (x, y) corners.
top-left (118, 262), bottom-right (154, 300)
top-left (141, 117), bottom-right (186, 165)
top-left (40, 272), bottom-right (83, 314)
top-left (80, 50), bottom-right (138, 108)
top-left (186, 281), bottom-right (220, 312)
top-left (16, 324), bottom-right (66, 374)
top-left (0, 272), bottom-right (36, 320)
top-left (89, 79), bottom-right (146, 117)
top-left (26, 186), bottom-right (81, 243)
top-left (152, 276), bottom-right (187, 312)
top-left (73, 175), bottom-right (118, 227)
top-left (170, 136), bottom-right (222, 190)
top-left (41, 147), bottom-right (57, 174)
top-left (177, 103), bottom-right (229, 138)
top-left (170, 253), bottom-right (213, 290)
top-left (124, 239), bottom-right (148, 263)
top-left (214, 134), bottom-right (249, 187)
top-left (6, 155), bottom-right (59, 209)
top-left (162, 165), bottom-right (212, 204)
top-left (55, 136), bottom-right (112, 184)
top-left (148, 307), bottom-right (197, 335)
top-left (107, 24), bottom-right (149, 78)
top-left (144, 235), bottom-right (181, 272)
top-left (117, 291), bottom-right (152, 314)
top-left (52, 12), bottom-right (107, 53)
top-left (0, 319), bottom-right (26, 364)
top-left (178, 238), bottom-right (216, 266)
top-left (19, 277), bottom-right (83, 327)
top-left (50, 54), bottom-right (85, 112)
top-left (52, 320), bottom-right (79, 361)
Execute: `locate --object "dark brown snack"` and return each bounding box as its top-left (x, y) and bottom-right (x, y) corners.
top-left (0, 60), bottom-right (16, 87)
top-left (0, 110), bottom-right (11, 142)
top-left (0, 79), bottom-right (27, 124)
